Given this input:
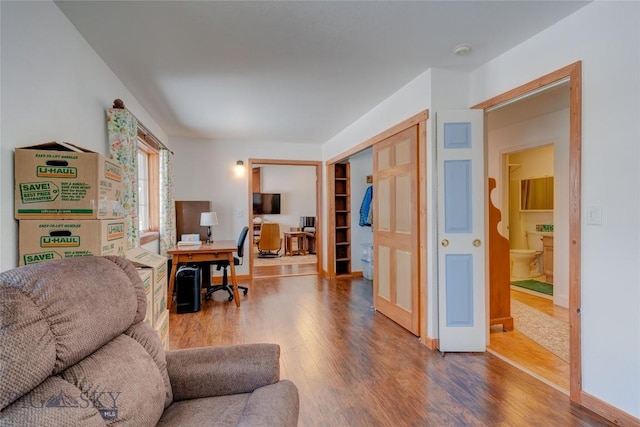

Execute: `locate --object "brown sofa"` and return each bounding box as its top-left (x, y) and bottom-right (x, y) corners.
top-left (0, 256), bottom-right (299, 426)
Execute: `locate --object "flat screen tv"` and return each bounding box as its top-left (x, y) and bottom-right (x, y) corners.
top-left (253, 193), bottom-right (281, 215)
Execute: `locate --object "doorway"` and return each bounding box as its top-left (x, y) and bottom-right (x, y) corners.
top-left (326, 111), bottom-right (428, 337)
top-left (475, 61), bottom-right (582, 401)
top-left (247, 159), bottom-right (322, 278)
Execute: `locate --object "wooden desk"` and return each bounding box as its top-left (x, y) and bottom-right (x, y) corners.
top-left (167, 241), bottom-right (240, 308)
top-left (283, 231), bottom-right (307, 256)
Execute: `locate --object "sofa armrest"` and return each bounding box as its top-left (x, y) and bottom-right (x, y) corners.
top-left (166, 343), bottom-right (280, 401)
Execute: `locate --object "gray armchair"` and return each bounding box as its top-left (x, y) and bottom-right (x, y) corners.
top-left (0, 256), bottom-right (299, 426)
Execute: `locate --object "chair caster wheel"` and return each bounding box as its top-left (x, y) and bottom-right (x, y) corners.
top-left (228, 296), bottom-right (234, 302)
top-left (243, 290), bottom-right (248, 296)
top-left (205, 294), bottom-right (211, 301)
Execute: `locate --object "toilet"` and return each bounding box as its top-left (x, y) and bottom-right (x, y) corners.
top-left (510, 232), bottom-right (544, 278)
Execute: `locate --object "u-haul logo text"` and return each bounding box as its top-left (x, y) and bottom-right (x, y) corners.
top-left (41, 236), bottom-right (80, 247)
top-left (37, 166), bottom-right (77, 179)
top-left (105, 161), bottom-right (122, 182)
top-left (107, 223), bottom-right (125, 240)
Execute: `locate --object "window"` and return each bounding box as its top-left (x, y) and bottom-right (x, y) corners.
top-left (137, 148), bottom-right (150, 231)
top-left (137, 133), bottom-right (160, 242)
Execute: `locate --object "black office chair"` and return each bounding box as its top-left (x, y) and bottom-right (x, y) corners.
top-left (204, 226), bottom-right (249, 302)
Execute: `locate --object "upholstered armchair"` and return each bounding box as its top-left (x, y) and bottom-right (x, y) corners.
top-left (0, 256), bottom-right (299, 426)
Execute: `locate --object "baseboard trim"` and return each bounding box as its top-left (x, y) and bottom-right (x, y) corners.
top-left (210, 274), bottom-right (250, 285)
top-left (580, 391), bottom-right (640, 427)
top-left (423, 336), bottom-right (439, 350)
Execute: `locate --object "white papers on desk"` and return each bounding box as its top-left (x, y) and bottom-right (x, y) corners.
top-left (177, 241), bottom-right (202, 246)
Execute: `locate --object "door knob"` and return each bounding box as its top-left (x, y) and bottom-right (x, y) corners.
top-left (473, 239), bottom-right (481, 247)
top-left (441, 239), bottom-right (449, 247)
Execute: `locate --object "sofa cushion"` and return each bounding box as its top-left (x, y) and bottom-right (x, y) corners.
top-left (0, 256), bottom-right (148, 412)
top-left (167, 344), bottom-right (280, 402)
top-left (60, 333), bottom-right (166, 425)
top-left (0, 287), bottom-right (56, 410)
top-left (157, 394), bottom-right (251, 427)
top-left (237, 381), bottom-right (300, 427)
top-left (125, 321), bottom-right (173, 408)
top-left (0, 376), bottom-right (106, 426)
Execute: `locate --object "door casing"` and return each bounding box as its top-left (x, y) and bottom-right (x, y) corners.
top-left (473, 61), bottom-right (582, 403)
top-left (247, 159), bottom-right (323, 277)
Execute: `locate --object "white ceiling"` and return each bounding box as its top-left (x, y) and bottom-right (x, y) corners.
top-left (55, 1), bottom-right (590, 144)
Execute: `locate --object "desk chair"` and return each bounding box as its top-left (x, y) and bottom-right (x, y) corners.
top-left (204, 226), bottom-right (249, 302)
top-left (257, 222), bottom-right (282, 257)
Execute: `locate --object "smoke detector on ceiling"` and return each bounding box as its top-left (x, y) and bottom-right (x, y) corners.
top-left (453, 44), bottom-right (472, 56)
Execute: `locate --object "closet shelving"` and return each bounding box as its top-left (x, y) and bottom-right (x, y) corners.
top-left (334, 162), bottom-right (351, 276)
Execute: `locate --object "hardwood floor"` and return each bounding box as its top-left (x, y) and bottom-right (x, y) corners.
top-left (253, 261), bottom-right (317, 278)
top-left (488, 289), bottom-right (571, 393)
top-left (169, 275), bottom-right (612, 426)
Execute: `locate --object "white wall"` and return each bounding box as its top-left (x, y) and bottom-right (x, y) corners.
top-left (348, 148), bottom-right (373, 274)
top-left (171, 136), bottom-right (322, 275)
top-left (258, 164), bottom-right (316, 231)
top-left (322, 70), bottom-right (432, 273)
top-left (0, 1), bottom-right (168, 271)
top-left (470, 0), bottom-right (640, 417)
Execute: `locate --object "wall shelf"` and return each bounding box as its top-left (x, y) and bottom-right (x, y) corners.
top-left (334, 162), bottom-right (351, 276)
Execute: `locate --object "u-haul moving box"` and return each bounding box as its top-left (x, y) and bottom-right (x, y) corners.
top-left (19, 219), bottom-right (126, 266)
top-left (126, 248), bottom-right (167, 328)
top-left (15, 142), bottom-right (124, 220)
top-left (154, 309), bottom-right (170, 350)
top-left (137, 268), bottom-right (154, 327)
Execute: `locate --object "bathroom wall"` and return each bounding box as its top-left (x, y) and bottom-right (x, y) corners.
top-left (509, 145), bottom-right (554, 249)
top-left (487, 108), bottom-right (569, 308)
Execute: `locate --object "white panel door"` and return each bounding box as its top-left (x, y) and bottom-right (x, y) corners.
top-left (437, 110), bottom-right (486, 352)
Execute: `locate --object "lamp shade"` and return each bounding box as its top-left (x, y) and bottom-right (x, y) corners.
top-left (200, 212), bottom-right (218, 227)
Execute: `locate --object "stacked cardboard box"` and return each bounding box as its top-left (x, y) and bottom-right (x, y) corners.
top-left (126, 247), bottom-right (169, 345)
top-left (154, 309), bottom-right (170, 350)
top-left (137, 268), bottom-right (154, 327)
top-left (15, 142), bottom-right (168, 346)
top-left (15, 142), bottom-right (125, 266)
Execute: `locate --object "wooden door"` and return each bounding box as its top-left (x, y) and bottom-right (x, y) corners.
top-left (436, 110), bottom-right (486, 352)
top-left (373, 125), bottom-right (420, 335)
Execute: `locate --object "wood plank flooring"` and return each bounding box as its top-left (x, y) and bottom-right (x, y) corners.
top-left (253, 261), bottom-right (317, 278)
top-left (488, 289), bottom-right (571, 393)
top-left (168, 275), bottom-right (612, 426)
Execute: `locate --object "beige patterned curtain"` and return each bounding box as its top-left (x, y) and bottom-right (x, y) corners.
top-left (159, 149), bottom-right (176, 256)
top-left (107, 106), bottom-right (139, 249)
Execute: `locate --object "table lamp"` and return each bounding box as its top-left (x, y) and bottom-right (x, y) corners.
top-left (200, 212), bottom-right (218, 243)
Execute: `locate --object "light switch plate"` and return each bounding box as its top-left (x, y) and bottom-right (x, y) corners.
top-left (587, 205), bottom-right (602, 225)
